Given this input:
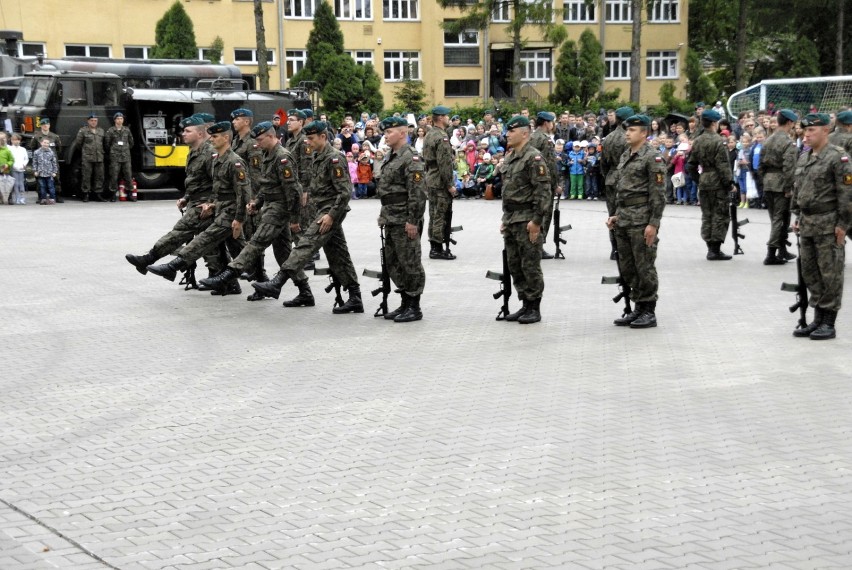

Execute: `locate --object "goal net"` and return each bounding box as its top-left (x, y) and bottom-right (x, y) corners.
top-left (727, 76), bottom-right (852, 118)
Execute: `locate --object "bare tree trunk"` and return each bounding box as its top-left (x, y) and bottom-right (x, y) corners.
top-left (598, 0), bottom-right (606, 97)
top-left (837, 0), bottom-right (845, 75)
top-left (629, 0), bottom-right (641, 103)
top-left (511, 0), bottom-right (523, 100)
top-left (735, 0), bottom-right (747, 90)
top-left (254, 0), bottom-right (269, 90)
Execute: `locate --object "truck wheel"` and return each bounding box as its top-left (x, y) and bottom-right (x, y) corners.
top-left (135, 171), bottom-right (172, 189)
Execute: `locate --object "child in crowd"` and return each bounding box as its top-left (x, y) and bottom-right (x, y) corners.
top-left (672, 142), bottom-right (689, 205)
top-left (373, 149), bottom-right (384, 188)
top-left (32, 137), bottom-right (58, 205)
top-left (346, 152), bottom-right (358, 198)
top-left (660, 136), bottom-right (676, 204)
top-left (473, 152), bottom-right (494, 198)
top-left (749, 127), bottom-right (765, 208)
top-left (736, 132), bottom-right (752, 208)
top-left (10, 133), bottom-right (29, 204)
top-left (464, 140), bottom-right (477, 173)
top-left (567, 140), bottom-right (585, 199)
top-left (584, 141), bottom-right (600, 200)
top-left (459, 172), bottom-right (477, 198)
top-left (455, 150), bottom-right (469, 178)
top-left (355, 151), bottom-right (373, 199)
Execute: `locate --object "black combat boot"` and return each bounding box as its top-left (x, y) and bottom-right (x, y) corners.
top-left (125, 250), bottom-right (160, 275)
top-left (210, 280), bottom-right (242, 296)
top-left (763, 247), bottom-right (786, 265)
top-left (81, 192), bottom-right (90, 202)
top-left (250, 271), bottom-right (289, 300)
top-left (541, 249), bottom-right (554, 260)
top-left (442, 245), bottom-right (457, 260)
top-left (518, 298), bottom-right (542, 324)
top-left (146, 257), bottom-right (189, 281)
top-left (504, 300), bottom-right (528, 322)
top-left (707, 242), bottom-right (732, 261)
top-left (384, 293), bottom-right (410, 320)
top-left (198, 267), bottom-right (240, 291)
top-left (630, 301), bottom-right (657, 328)
top-left (394, 294), bottom-right (423, 322)
top-left (614, 302), bottom-right (643, 326)
top-left (793, 307), bottom-right (822, 337)
top-left (429, 242), bottom-right (443, 259)
top-left (332, 285), bottom-right (364, 314)
top-left (809, 309), bottom-right (837, 340)
top-left (108, 190), bottom-right (117, 203)
top-left (240, 258), bottom-right (268, 281)
top-left (93, 191), bottom-right (107, 202)
top-left (282, 279), bottom-right (315, 307)
top-left (779, 244), bottom-right (797, 261)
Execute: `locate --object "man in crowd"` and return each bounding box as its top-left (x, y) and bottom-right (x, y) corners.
top-left (105, 112), bottom-right (135, 202)
top-left (75, 114), bottom-right (105, 201)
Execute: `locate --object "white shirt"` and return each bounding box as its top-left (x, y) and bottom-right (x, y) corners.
top-left (10, 145), bottom-right (29, 172)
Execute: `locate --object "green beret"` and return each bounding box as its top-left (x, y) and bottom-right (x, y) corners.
top-left (303, 109), bottom-right (314, 118)
top-left (288, 109), bottom-right (306, 120)
top-left (431, 105), bottom-right (451, 116)
top-left (250, 121), bottom-right (275, 138)
top-left (40, 118), bottom-right (50, 125)
top-left (87, 113), bottom-right (97, 120)
top-left (836, 111), bottom-right (852, 125)
top-left (230, 108), bottom-right (253, 119)
top-left (181, 115), bottom-right (206, 128)
top-left (207, 121), bottom-right (232, 135)
top-left (417, 114), bottom-right (427, 121)
top-left (113, 112), bottom-right (124, 120)
top-left (695, 101), bottom-right (706, 108)
top-left (193, 113), bottom-right (215, 124)
top-left (451, 115), bottom-right (460, 121)
top-left (380, 116), bottom-right (408, 131)
top-left (536, 111), bottom-right (556, 122)
top-left (802, 113), bottom-right (831, 127)
top-left (623, 114), bottom-right (651, 128)
top-left (701, 109), bottom-right (721, 122)
top-left (303, 120), bottom-right (327, 135)
top-left (778, 109), bottom-right (798, 123)
top-left (615, 106), bottom-right (634, 121)
top-left (505, 116), bottom-right (530, 130)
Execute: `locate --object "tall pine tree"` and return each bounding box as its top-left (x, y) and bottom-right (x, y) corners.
top-left (150, 1), bottom-right (197, 60)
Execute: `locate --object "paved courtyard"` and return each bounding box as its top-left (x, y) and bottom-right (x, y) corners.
top-left (1, 194), bottom-right (851, 569)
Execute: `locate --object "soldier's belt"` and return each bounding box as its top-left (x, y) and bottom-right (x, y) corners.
top-left (801, 203), bottom-right (837, 215)
top-left (618, 195), bottom-right (650, 207)
top-left (380, 194), bottom-right (407, 206)
top-left (504, 202), bottom-right (534, 212)
top-left (187, 193), bottom-right (212, 203)
top-left (261, 192), bottom-right (286, 201)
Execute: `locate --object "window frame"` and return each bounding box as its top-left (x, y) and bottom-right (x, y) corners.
top-left (445, 79), bottom-right (480, 98)
top-left (383, 50), bottom-right (421, 81)
top-left (283, 0), bottom-right (319, 19)
top-left (234, 48), bottom-right (276, 65)
top-left (492, 1), bottom-right (510, 22)
top-left (383, 0), bottom-right (419, 20)
top-left (649, 0), bottom-right (679, 22)
top-left (604, 0), bottom-right (632, 23)
top-left (646, 50), bottom-right (679, 79)
top-left (124, 46), bottom-right (152, 60)
top-left (335, 0), bottom-right (373, 20)
top-left (520, 50), bottom-right (551, 82)
top-left (604, 51), bottom-right (631, 80)
top-left (286, 49), bottom-right (307, 78)
top-left (18, 42), bottom-right (46, 57)
top-left (563, 0), bottom-right (596, 23)
top-left (346, 50), bottom-right (375, 66)
top-left (64, 44), bottom-right (112, 58)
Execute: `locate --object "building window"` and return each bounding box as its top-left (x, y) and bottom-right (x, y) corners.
top-left (646, 50), bottom-right (678, 79)
top-left (198, 48), bottom-right (217, 61)
top-left (563, 0), bottom-right (595, 22)
top-left (286, 50), bottom-right (307, 78)
top-left (335, 0), bottom-right (372, 19)
top-left (445, 79), bottom-right (479, 97)
top-left (605, 0), bottom-right (631, 23)
top-left (383, 0), bottom-right (418, 20)
top-left (649, 0), bottom-right (678, 22)
top-left (346, 50), bottom-right (374, 65)
top-left (384, 51), bottom-right (420, 81)
top-left (124, 46), bottom-right (152, 59)
top-left (284, 0), bottom-right (318, 18)
top-left (605, 51), bottom-right (631, 79)
top-left (492, 1), bottom-right (510, 22)
top-left (18, 42), bottom-right (46, 57)
top-left (234, 48), bottom-right (276, 64)
top-left (65, 44), bottom-right (111, 58)
top-left (520, 50), bottom-right (550, 81)
top-left (443, 28), bottom-right (479, 66)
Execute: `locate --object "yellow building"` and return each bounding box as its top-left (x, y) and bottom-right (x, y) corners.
top-left (1, 0), bottom-right (688, 108)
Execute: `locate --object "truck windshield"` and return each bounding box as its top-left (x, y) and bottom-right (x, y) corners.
top-left (13, 77), bottom-right (53, 106)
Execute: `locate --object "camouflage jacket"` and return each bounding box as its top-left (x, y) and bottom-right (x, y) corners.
top-left (530, 129), bottom-right (558, 193)
top-left (758, 131), bottom-right (796, 194)
top-left (309, 142), bottom-right (351, 222)
top-left (829, 131), bottom-right (852, 154)
top-left (29, 131), bottom-right (61, 158)
top-left (231, 132), bottom-right (263, 189)
top-left (105, 126), bottom-right (134, 161)
top-left (501, 141), bottom-right (551, 226)
top-left (284, 130), bottom-right (313, 189)
top-left (256, 144), bottom-right (302, 221)
top-left (74, 126), bottom-right (105, 162)
top-left (686, 131), bottom-right (733, 191)
top-left (377, 144), bottom-right (426, 226)
top-left (211, 147), bottom-right (251, 223)
top-left (182, 140), bottom-right (215, 205)
top-left (601, 126), bottom-right (627, 186)
top-left (791, 144), bottom-right (852, 237)
top-left (615, 143), bottom-right (667, 228)
top-left (421, 125), bottom-right (453, 190)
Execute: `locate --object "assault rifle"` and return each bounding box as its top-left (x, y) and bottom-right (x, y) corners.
top-left (314, 267), bottom-right (344, 309)
top-left (443, 201), bottom-right (463, 255)
top-left (601, 248), bottom-right (632, 317)
top-left (730, 187), bottom-right (749, 255)
top-left (363, 225), bottom-right (392, 318)
top-left (781, 233), bottom-right (809, 332)
top-left (552, 196), bottom-right (572, 260)
top-left (485, 249), bottom-right (512, 321)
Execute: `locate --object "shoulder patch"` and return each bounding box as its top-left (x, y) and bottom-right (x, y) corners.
top-left (537, 164), bottom-right (547, 176)
top-left (655, 172), bottom-right (664, 184)
top-left (413, 171), bottom-right (423, 183)
top-left (334, 165), bottom-right (345, 179)
top-left (238, 170), bottom-right (246, 181)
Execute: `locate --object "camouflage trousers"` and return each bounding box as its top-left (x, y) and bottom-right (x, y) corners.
top-left (229, 201), bottom-right (293, 274)
top-left (801, 233), bottom-right (845, 312)
top-left (504, 221), bottom-right (544, 301)
top-left (108, 160), bottom-right (133, 193)
top-left (280, 210), bottom-right (357, 289)
top-left (605, 183), bottom-right (618, 216)
top-left (81, 160), bottom-right (104, 195)
top-left (151, 204), bottom-right (224, 274)
top-left (178, 202), bottom-right (245, 264)
top-left (699, 187), bottom-right (731, 243)
top-left (427, 188), bottom-right (452, 244)
top-left (764, 192), bottom-right (791, 248)
top-left (294, 198), bottom-right (317, 244)
top-left (385, 224), bottom-right (425, 296)
top-left (615, 225), bottom-right (659, 302)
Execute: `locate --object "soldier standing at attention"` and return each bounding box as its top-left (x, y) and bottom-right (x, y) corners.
top-left (251, 120), bottom-right (364, 314)
top-left (146, 121), bottom-right (249, 290)
top-left (530, 111), bottom-right (561, 259)
top-left (829, 110), bottom-right (852, 154)
top-left (606, 115), bottom-right (666, 328)
top-left (230, 108), bottom-right (266, 283)
top-left (790, 113), bottom-right (852, 340)
top-left (29, 119), bottom-right (63, 202)
top-left (499, 116), bottom-right (551, 324)
top-left (758, 109), bottom-right (799, 265)
top-left (686, 108), bottom-right (735, 260)
top-left (600, 106), bottom-right (635, 259)
top-left (375, 116), bottom-right (427, 322)
top-left (422, 105), bottom-right (457, 260)
top-left (105, 112), bottom-right (135, 202)
top-left (75, 114), bottom-right (105, 202)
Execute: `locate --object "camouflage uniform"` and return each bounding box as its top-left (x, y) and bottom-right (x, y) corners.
top-left (284, 128), bottom-right (317, 244)
top-left (687, 130), bottom-right (733, 244)
top-left (529, 128), bottom-right (558, 238)
top-left (829, 130), bottom-right (852, 154)
top-left (74, 125), bottom-right (105, 195)
top-left (231, 132), bottom-right (264, 248)
top-left (758, 130), bottom-right (797, 250)
top-left (422, 126), bottom-right (455, 246)
top-left (614, 144), bottom-right (666, 303)
top-left (601, 126), bottom-right (628, 216)
top-left (501, 142), bottom-right (551, 302)
top-left (377, 145), bottom-right (427, 296)
top-left (279, 142), bottom-right (358, 288)
top-left (791, 144), bottom-right (852, 312)
top-left (105, 126), bottom-right (134, 196)
top-left (176, 147), bottom-right (249, 263)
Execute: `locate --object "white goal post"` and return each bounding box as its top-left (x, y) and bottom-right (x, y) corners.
top-left (727, 76), bottom-right (852, 119)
